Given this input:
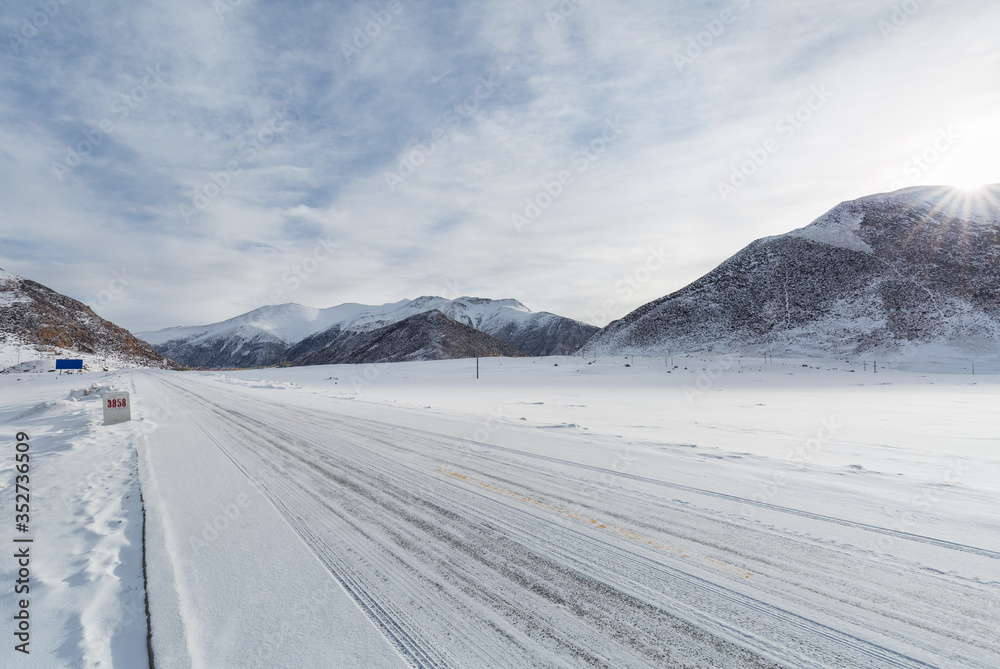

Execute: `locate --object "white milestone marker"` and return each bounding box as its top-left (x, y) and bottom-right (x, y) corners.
top-left (103, 391), bottom-right (132, 426)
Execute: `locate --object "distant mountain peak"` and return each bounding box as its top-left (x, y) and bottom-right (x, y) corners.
top-left (455, 296), bottom-right (531, 310)
top-left (288, 309), bottom-right (528, 365)
top-left (142, 295), bottom-right (597, 368)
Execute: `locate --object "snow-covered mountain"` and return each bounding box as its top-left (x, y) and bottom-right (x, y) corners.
top-left (585, 185), bottom-right (1000, 357)
top-left (139, 303), bottom-right (329, 370)
top-left (141, 296), bottom-right (596, 368)
top-left (0, 267), bottom-right (175, 370)
top-left (288, 310), bottom-right (527, 365)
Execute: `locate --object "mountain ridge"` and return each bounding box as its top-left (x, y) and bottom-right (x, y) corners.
top-left (584, 185), bottom-right (1000, 357)
top-left (141, 295), bottom-right (597, 367)
top-left (288, 309), bottom-right (528, 365)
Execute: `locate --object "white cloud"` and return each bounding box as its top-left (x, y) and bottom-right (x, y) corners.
top-left (1, 0), bottom-right (997, 331)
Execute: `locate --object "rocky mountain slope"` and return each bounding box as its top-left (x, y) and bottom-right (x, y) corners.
top-left (0, 268), bottom-right (175, 369)
top-left (141, 296), bottom-right (595, 368)
top-left (287, 310), bottom-right (527, 365)
top-left (584, 185), bottom-right (1000, 357)
top-left (386, 296), bottom-right (597, 357)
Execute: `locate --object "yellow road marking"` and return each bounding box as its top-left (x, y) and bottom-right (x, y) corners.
top-left (437, 468), bottom-right (753, 579)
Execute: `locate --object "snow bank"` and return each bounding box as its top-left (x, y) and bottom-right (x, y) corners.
top-left (0, 371), bottom-right (150, 667)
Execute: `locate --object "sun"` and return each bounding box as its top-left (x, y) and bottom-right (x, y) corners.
top-left (946, 166), bottom-right (993, 191)
top-left (935, 118), bottom-right (999, 192)
top-left (953, 180), bottom-right (989, 192)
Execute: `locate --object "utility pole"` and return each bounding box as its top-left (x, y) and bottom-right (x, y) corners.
top-left (476, 356), bottom-right (479, 380)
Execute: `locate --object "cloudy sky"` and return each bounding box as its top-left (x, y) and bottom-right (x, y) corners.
top-left (1, 0), bottom-right (997, 332)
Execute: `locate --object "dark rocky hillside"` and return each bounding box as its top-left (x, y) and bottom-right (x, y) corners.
top-left (585, 185), bottom-right (1000, 356)
top-left (142, 296), bottom-right (591, 368)
top-left (287, 310), bottom-right (527, 365)
top-left (0, 268), bottom-right (176, 368)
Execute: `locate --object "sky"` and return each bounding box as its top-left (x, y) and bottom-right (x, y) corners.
top-left (1, 0), bottom-right (998, 333)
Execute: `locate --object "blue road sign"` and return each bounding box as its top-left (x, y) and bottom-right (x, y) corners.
top-left (55, 359), bottom-right (84, 370)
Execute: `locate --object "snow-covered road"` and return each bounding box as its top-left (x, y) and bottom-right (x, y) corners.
top-left (134, 369), bottom-right (1000, 668)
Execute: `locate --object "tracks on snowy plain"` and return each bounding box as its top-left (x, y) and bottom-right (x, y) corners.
top-left (153, 376), bottom-right (999, 668)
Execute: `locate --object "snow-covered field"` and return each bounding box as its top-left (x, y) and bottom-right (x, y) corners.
top-left (1, 355), bottom-right (998, 667)
top-left (0, 373), bottom-right (149, 667)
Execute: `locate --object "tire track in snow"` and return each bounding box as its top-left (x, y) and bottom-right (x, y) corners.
top-left (153, 376), bottom-right (997, 668)
top-left (157, 378), bottom-right (783, 667)
top-left (308, 409), bottom-right (1000, 561)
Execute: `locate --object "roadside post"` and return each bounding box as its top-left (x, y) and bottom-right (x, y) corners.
top-left (103, 391), bottom-right (132, 426)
